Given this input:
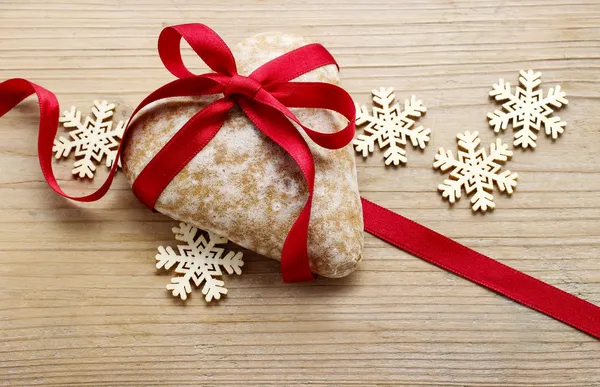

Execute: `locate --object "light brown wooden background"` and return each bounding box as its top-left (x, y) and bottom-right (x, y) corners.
top-left (1, 0), bottom-right (599, 386)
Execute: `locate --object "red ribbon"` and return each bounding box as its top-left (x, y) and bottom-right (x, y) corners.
top-left (0, 24), bottom-right (357, 283)
top-left (362, 199), bottom-right (600, 339)
top-left (0, 23), bottom-right (599, 339)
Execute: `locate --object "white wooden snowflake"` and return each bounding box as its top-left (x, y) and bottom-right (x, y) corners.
top-left (433, 131), bottom-right (518, 212)
top-left (488, 70), bottom-right (568, 149)
top-left (53, 100), bottom-right (125, 178)
top-left (354, 87), bottom-right (431, 166)
top-left (156, 222), bottom-right (244, 302)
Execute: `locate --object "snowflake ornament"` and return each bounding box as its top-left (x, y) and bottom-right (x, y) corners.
top-left (53, 100), bottom-right (125, 178)
top-left (433, 131), bottom-right (518, 212)
top-left (488, 70), bottom-right (568, 149)
top-left (354, 87), bottom-right (431, 166)
top-left (156, 223), bottom-right (244, 302)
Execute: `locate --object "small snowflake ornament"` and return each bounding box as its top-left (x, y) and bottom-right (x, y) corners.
top-left (488, 70), bottom-right (568, 149)
top-left (354, 87), bottom-right (431, 166)
top-left (433, 131), bottom-right (518, 212)
top-left (156, 222), bottom-right (244, 302)
top-left (53, 100), bottom-right (125, 178)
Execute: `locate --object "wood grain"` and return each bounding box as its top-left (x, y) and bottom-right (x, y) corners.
top-left (1, 0), bottom-right (600, 385)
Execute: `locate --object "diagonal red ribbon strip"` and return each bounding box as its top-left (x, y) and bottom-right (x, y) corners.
top-left (0, 23), bottom-right (599, 339)
top-left (361, 198), bottom-right (600, 339)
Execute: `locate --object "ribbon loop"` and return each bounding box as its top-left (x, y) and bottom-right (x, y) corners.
top-left (158, 23), bottom-right (238, 78)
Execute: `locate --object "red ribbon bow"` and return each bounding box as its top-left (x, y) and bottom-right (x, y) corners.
top-left (1, 23), bottom-right (600, 339)
top-left (0, 24), bottom-right (357, 283)
top-left (130, 24), bottom-right (358, 283)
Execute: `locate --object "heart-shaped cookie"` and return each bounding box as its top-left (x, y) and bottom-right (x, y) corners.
top-left (121, 32), bottom-right (363, 278)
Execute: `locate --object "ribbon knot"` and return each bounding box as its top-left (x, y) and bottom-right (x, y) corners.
top-left (223, 74), bottom-right (262, 100)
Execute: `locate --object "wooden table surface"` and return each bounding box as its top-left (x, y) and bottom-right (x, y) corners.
top-left (1, 0), bottom-right (600, 385)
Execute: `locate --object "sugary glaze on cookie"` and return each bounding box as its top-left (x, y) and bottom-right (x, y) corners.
top-left (121, 32), bottom-right (363, 278)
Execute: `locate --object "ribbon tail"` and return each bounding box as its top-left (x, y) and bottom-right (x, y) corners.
top-left (280, 198), bottom-right (315, 283)
top-left (0, 78), bottom-right (120, 202)
top-left (238, 99), bottom-right (315, 283)
top-left (361, 197), bottom-right (600, 339)
top-left (132, 98), bottom-right (233, 209)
